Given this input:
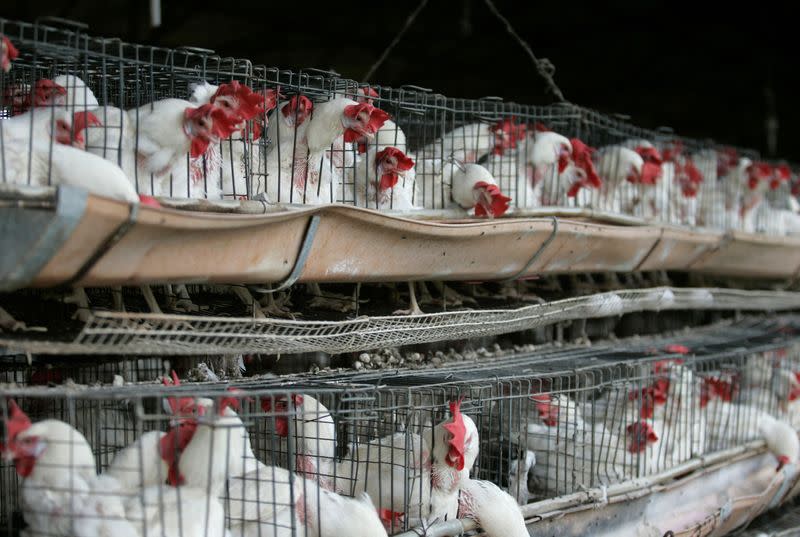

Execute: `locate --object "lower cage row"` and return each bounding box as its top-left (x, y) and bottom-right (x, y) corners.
top-left (2, 315), bottom-right (800, 536)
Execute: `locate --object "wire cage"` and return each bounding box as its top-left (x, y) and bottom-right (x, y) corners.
top-left (2, 16), bottom-right (799, 238)
top-left (1, 316), bottom-right (799, 536)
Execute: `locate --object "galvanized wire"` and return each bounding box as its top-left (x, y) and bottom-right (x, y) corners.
top-left (0, 287), bottom-right (797, 356)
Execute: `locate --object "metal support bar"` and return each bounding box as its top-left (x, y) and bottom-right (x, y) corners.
top-left (501, 216), bottom-right (558, 282)
top-left (61, 201), bottom-right (139, 289)
top-left (257, 213), bottom-right (321, 293)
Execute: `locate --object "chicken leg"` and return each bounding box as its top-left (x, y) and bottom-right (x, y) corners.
top-left (306, 283), bottom-right (365, 313)
top-left (64, 288), bottom-right (92, 322)
top-left (256, 285), bottom-right (301, 319)
top-left (165, 284), bottom-right (202, 313)
top-left (393, 281), bottom-right (424, 316)
top-left (230, 285), bottom-right (267, 319)
top-left (139, 286), bottom-right (163, 314)
top-left (418, 281), bottom-right (478, 308)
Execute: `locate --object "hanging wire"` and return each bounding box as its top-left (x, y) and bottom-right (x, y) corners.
top-left (482, 0), bottom-right (567, 103)
top-left (362, 0), bottom-right (429, 82)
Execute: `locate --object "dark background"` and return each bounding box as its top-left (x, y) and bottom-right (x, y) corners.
top-left (3, 1), bottom-right (798, 160)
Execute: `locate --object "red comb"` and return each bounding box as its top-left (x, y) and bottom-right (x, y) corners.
top-left (376, 147), bottom-right (414, 191)
top-left (789, 378), bottom-right (800, 402)
top-left (2, 36), bottom-right (20, 66)
top-left (636, 161), bottom-right (662, 185)
top-left (138, 194), bottom-right (161, 208)
top-left (704, 376), bottom-right (738, 403)
top-left (185, 104), bottom-right (236, 157)
top-left (162, 371), bottom-right (196, 416)
top-left (716, 147), bottom-right (739, 177)
top-left (626, 420), bottom-right (658, 453)
top-left (357, 87), bottom-right (379, 105)
top-left (260, 393), bottom-right (303, 412)
top-left (261, 394), bottom-right (301, 438)
top-left (342, 103), bottom-right (391, 143)
top-left (533, 122), bottom-right (550, 133)
top-left (213, 81), bottom-right (265, 121)
top-left (490, 118), bottom-right (527, 155)
top-left (379, 509), bottom-right (404, 531)
top-left (1, 400), bottom-right (31, 452)
top-left (664, 344), bottom-right (690, 355)
top-left (219, 388), bottom-right (254, 415)
top-left (747, 162), bottom-right (773, 189)
top-left (776, 164), bottom-right (792, 182)
top-left (33, 79), bottom-right (67, 106)
top-left (570, 138), bottom-right (601, 189)
top-left (683, 159), bottom-right (704, 184)
top-left (283, 95), bottom-right (313, 118)
top-left (661, 140), bottom-right (685, 163)
top-left (654, 358), bottom-right (684, 374)
top-left (531, 394), bottom-right (559, 426)
top-left (635, 146), bottom-right (663, 165)
top-left (263, 87), bottom-right (284, 112)
top-left (72, 111), bottom-right (101, 133)
top-left (443, 399), bottom-right (468, 470)
top-left (473, 181), bottom-right (511, 218)
top-left (628, 387), bottom-right (656, 419)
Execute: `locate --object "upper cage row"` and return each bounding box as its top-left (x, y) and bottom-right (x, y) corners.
top-left (1, 17), bottom-right (798, 237)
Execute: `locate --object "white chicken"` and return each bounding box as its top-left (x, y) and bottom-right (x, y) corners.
top-left (176, 393), bottom-right (259, 496)
top-left (225, 461), bottom-right (389, 537)
top-left (106, 373), bottom-right (211, 491)
top-left (1, 122), bottom-right (139, 202)
top-left (353, 145), bottom-right (417, 210)
top-left (595, 145), bottom-right (644, 213)
top-left (258, 95), bottom-right (315, 203)
top-left (427, 400), bottom-right (480, 523)
top-left (260, 393), bottom-right (337, 489)
top-left (427, 400), bottom-right (528, 537)
top-left (697, 155), bottom-right (751, 231)
top-left (1, 78), bottom-right (66, 116)
top-left (704, 395), bottom-right (799, 471)
top-left (1, 106), bottom-right (97, 147)
top-left (350, 118), bottom-right (416, 209)
top-left (458, 478), bottom-right (528, 537)
top-left (506, 449), bottom-right (535, 505)
top-left (85, 99), bottom-right (235, 198)
top-left (301, 97), bottom-right (390, 205)
top-left (52, 75), bottom-right (99, 110)
top-left (740, 162), bottom-right (781, 233)
top-left (0, 402), bottom-right (138, 537)
top-left (125, 484), bottom-right (228, 537)
top-left (450, 162), bottom-right (512, 218)
top-left (541, 137), bottom-right (602, 207)
top-left (414, 122), bottom-right (496, 164)
top-left (188, 80), bottom-right (269, 199)
top-left (335, 431), bottom-right (431, 528)
top-left (525, 128), bottom-right (572, 206)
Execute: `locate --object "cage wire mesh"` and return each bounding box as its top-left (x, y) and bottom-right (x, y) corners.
top-left (1, 287), bottom-right (798, 356)
top-left (1, 316), bottom-right (800, 536)
top-left (2, 17), bottom-right (800, 236)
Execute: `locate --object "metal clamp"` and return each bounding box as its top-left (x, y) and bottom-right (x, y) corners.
top-left (258, 213), bottom-right (321, 293)
top-left (766, 463), bottom-right (798, 510)
top-left (501, 216), bottom-right (558, 282)
top-left (62, 201), bottom-right (140, 289)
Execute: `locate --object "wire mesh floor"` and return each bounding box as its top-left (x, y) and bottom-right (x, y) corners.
top-left (1, 287), bottom-right (799, 355)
